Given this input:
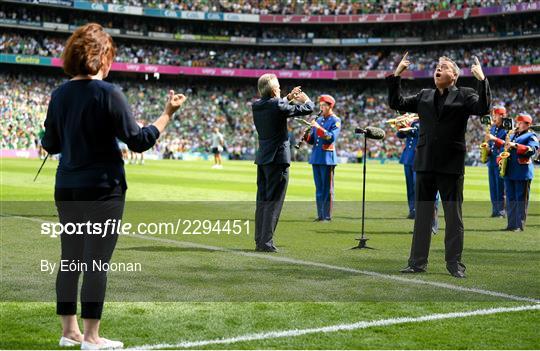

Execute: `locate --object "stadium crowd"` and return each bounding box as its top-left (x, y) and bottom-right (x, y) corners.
top-left (2, 73), bottom-right (539, 164)
top-left (2, 33), bottom-right (539, 71)
top-left (2, 4), bottom-right (538, 41)
top-left (44, 0), bottom-right (534, 15)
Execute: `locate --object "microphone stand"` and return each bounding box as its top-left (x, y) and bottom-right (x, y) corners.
top-left (352, 128), bottom-right (374, 250)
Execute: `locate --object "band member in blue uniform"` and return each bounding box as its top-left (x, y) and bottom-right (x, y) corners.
top-left (486, 106), bottom-right (508, 217)
top-left (396, 115), bottom-right (420, 219)
top-left (492, 113), bottom-right (539, 231)
top-left (304, 94), bottom-right (341, 221)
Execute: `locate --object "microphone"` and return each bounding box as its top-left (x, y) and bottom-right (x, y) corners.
top-left (355, 126), bottom-right (385, 140)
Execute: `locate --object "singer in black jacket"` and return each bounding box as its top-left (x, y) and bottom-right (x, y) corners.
top-left (387, 54), bottom-right (491, 278)
top-left (252, 74), bottom-right (314, 252)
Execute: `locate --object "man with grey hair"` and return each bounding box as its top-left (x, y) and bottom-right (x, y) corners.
top-left (387, 53), bottom-right (491, 278)
top-left (252, 73), bottom-right (314, 252)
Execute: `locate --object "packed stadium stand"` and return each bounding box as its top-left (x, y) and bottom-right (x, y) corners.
top-left (1, 0), bottom-right (539, 163)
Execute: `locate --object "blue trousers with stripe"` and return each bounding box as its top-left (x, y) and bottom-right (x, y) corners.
top-left (312, 164), bottom-right (335, 220)
top-left (488, 161), bottom-right (505, 216)
top-left (504, 179), bottom-right (531, 230)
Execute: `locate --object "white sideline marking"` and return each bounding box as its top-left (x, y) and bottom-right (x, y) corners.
top-left (129, 304), bottom-right (540, 349)
top-left (129, 233), bottom-right (540, 304)
top-left (5, 215), bottom-right (540, 304)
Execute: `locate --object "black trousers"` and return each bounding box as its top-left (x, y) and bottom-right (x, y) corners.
top-left (409, 172), bottom-right (464, 269)
top-left (54, 185), bottom-right (125, 319)
top-left (255, 163), bottom-right (289, 248)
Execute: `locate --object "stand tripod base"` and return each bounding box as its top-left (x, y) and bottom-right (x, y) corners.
top-left (351, 237), bottom-right (374, 250)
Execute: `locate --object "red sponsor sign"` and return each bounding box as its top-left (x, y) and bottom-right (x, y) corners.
top-left (510, 65), bottom-right (540, 75)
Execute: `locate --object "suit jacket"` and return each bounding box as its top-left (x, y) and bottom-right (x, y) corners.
top-left (387, 75), bottom-right (491, 175)
top-left (252, 97), bottom-right (314, 165)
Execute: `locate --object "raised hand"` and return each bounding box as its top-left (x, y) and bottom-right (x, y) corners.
top-left (296, 92), bottom-right (310, 103)
top-left (471, 56), bottom-right (485, 81)
top-left (165, 90), bottom-right (187, 116)
top-left (394, 52), bottom-right (410, 77)
top-left (287, 86), bottom-right (302, 101)
top-left (310, 119), bottom-right (321, 129)
top-left (505, 140), bottom-right (516, 150)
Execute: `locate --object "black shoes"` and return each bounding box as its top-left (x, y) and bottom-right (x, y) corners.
top-left (314, 218), bottom-right (332, 222)
top-left (447, 262), bottom-right (466, 278)
top-left (449, 270), bottom-right (466, 278)
top-left (399, 266), bottom-right (426, 273)
top-left (503, 227), bottom-right (523, 232)
top-left (400, 263), bottom-right (466, 278)
top-left (407, 213), bottom-right (415, 219)
top-left (255, 246), bottom-right (278, 253)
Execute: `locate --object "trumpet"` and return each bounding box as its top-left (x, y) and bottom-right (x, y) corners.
top-left (294, 113), bottom-right (319, 149)
top-left (386, 113), bottom-right (419, 130)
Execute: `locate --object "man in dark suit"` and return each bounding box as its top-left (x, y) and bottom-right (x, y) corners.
top-left (252, 73), bottom-right (314, 252)
top-left (387, 54), bottom-right (491, 277)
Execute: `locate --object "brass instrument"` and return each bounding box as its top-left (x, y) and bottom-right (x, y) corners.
top-left (386, 113), bottom-right (419, 130)
top-left (294, 117), bottom-right (314, 149)
top-left (479, 115), bottom-right (492, 164)
top-left (498, 127), bottom-right (516, 177)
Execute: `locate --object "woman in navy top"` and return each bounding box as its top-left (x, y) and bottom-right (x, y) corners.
top-left (42, 23), bottom-right (186, 350)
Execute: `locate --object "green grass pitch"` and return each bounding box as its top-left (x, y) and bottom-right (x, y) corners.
top-left (1, 158), bottom-right (539, 349)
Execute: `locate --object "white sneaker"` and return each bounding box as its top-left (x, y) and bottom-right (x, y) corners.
top-left (59, 336), bottom-right (82, 347)
top-left (81, 338), bottom-right (124, 350)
